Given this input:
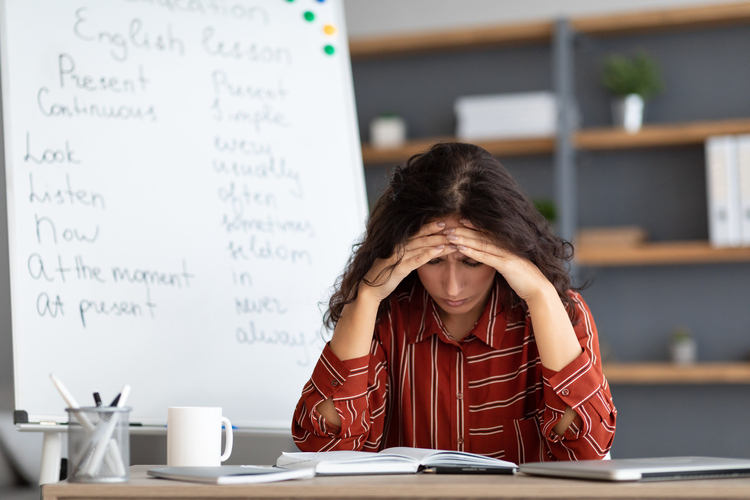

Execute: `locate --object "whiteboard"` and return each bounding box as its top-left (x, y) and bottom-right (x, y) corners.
top-left (0, 0), bottom-right (366, 429)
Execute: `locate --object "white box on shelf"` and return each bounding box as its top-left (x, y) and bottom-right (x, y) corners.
top-left (736, 134), bottom-right (750, 246)
top-left (454, 91), bottom-right (557, 140)
top-left (705, 135), bottom-right (742, 247)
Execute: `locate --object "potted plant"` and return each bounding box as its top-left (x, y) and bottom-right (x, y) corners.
top-left (601, 52), bottom-right (663, 133)
top-left (669, 326), bottom-right (697, 365)
top-left (533, 198), bottom-right (557, 232)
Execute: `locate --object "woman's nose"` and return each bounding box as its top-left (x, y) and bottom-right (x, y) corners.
top-left (445, 265), bottom-right (463, 297)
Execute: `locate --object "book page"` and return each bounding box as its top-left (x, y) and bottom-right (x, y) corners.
top-left (381, 447), bottom-right (516, 468)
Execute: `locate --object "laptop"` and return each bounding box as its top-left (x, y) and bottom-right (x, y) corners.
top-left (519, 457), bottom-right (750, 482)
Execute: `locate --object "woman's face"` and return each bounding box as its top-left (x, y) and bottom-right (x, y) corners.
top-left (416, 217), bottom-right (496, 329)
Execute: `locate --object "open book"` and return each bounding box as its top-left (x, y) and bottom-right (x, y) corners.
top-left (276, 447), bottom-right (517, 475)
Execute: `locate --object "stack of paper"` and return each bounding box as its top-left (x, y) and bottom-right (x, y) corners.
top-left (454, 92), bottom-right (557, 140)
top-left (705, 135), bottom-right (750, 247)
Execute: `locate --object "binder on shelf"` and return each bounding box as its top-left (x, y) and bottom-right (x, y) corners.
top-left (736, 135), bottom-right (750, 246)
top-left (705, 136), bottom-right (742, 247)
top-left (454, 92), bottom-right (556, 140)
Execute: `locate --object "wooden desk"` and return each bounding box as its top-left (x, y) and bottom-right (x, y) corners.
top-left (42, 465), bottom-right (750, 500)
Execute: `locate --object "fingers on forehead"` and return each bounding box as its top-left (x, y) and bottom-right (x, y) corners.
top-left (406, 234), bottom-right (447, 249)
top-left (436, 245), bottom-right (458, 257)
top-left (416, 220), bottom-right (447, 236)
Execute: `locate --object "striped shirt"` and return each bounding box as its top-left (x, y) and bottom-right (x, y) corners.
top-left (292, 278), bottom-right (616, 463)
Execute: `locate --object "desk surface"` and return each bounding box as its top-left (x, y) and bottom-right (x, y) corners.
top-left (42, 465), bottom-right (750, 500)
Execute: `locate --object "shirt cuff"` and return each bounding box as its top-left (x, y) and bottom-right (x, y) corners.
top-left (542, 349), bottom-right (601, 410)
top-left (310, 342), bottom-right (370, 401)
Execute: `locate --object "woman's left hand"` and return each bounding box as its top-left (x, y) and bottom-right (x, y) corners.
top-left (445, 219), bottom-right (553, 302)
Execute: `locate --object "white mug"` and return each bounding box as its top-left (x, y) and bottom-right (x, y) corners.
top-left (167, 407), bottom-right (233, 467)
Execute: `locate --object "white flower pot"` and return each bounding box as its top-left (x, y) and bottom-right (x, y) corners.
top-left (670, 338), bottom-right (697, 365)
top-left (370, 115), bottom-right (406, 149)
top-left (611, 94), bottom-right (644, 133)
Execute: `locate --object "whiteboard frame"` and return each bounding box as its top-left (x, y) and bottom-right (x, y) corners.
top-left (0, 0), bottom-right (367, 430)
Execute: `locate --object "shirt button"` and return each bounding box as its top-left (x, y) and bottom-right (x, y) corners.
top-left (456, 393), bottom-right (464, 400)
top-left (457, 437), bottom-right (464, 444)
top-left (331, 380), bottom-right (339, 387)
top-left (561, 388), bottom-right (570, 396)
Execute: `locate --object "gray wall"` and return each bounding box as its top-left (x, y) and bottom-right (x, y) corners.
top-left (353, 23), bottom-right (750, 458)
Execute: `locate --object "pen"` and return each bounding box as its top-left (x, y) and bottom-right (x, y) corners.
top-left (423, 466), bottom-right (516, 475)
top-left (109, 393), bottom-right (121, 407)
top-left (93, 392), bottom-right (102, 407)
top-left (49, 374), bottom-right (94, 433)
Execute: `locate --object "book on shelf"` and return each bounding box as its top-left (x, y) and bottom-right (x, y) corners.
top-left (147, 465), bottom-right (315, 484)
top-left (276, 447), bottom-right (517, 475)
top-left (576, 226), bottom-right (647, 247)
top-left (705, 136), bottom-right (742, 247)
top-left (737, 135), bottom-right (750, 245)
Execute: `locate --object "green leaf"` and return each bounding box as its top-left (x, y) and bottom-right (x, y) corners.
top-left (601, 52), bottom-right (663, 99)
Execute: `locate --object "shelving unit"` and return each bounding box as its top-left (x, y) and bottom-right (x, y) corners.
top-left (350, 3), bottom-right (750, 386)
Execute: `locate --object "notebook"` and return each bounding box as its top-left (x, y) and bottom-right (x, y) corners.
top-left (519, 456), bottom-right (750, 482)
top-left (147, 465), bottom-right (315, 484)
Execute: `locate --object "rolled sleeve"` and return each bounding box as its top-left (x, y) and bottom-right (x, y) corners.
top-left (538, 292), bottom-right (617, 459)
top-left (543, 350), bottom-right (600, 411)
top-left (310, 343), bottom-right (370, 401)
top-left (292, 336), bottom-right (390, 451)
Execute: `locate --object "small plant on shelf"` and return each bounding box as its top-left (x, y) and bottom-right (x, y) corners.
top-left (669, 326), bottom-right (697, 365)
top-left (601, 52), bottom-right (663, 98)
top-left (601, 52), bottom-right (663, 132)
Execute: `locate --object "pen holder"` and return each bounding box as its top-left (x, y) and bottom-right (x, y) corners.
top-left (66, 407), bottom-right (130, 483)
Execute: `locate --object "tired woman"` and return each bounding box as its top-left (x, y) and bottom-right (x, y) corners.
top-left (292, 142), bottom-right (616, 463)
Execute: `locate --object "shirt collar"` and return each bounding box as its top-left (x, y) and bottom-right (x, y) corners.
top-left (406, 277), bottom-right (513, 350)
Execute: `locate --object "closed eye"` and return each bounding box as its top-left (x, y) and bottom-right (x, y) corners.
top-left (427, 258), bottom-right (482, 267)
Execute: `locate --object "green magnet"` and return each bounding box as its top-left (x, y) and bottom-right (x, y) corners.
top-left (324, 45), bottom-right (335, 55)
top-left (304, 11), bottom-right (315, 21)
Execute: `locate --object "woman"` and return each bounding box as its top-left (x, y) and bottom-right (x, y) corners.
top-left (292, 142), bottom-right (616, 463)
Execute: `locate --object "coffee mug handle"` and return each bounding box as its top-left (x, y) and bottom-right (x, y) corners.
top-left (220, 416), bottom-right (233, 462)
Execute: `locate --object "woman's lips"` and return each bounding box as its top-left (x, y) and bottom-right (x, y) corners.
top-left (443, 298), bottom-right (468, 307)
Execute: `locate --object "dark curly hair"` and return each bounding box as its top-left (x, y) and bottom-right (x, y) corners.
top-left (324, 142), bottom-right (577, 330)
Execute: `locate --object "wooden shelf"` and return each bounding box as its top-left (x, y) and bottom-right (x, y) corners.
top-left (603, 362), bottom-right (750, 384)
top-left (573, 2), bottom-right (750, 38)
top-left (362, 118), bottom-right (750, 165)
top-left (575, 118), bottom-right (750, 151)
top-left (576, 241), bottom-right (750, 266)
top-left (349, 2), bottom-right (750, 59)
top-left (349, 21), bottom-right (553, 60)
top-left (361, 136), bottom-right (554, 165)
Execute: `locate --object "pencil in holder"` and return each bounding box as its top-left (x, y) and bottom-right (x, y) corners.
top-left (66, 407), bottom-right (130, 483)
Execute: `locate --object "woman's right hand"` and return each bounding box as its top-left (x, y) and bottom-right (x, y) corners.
top-left (359, 220), bottom-right (455, 303)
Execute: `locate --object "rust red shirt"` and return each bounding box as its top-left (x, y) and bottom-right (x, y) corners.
top-left (292, 278), bottom-right (616, 463)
